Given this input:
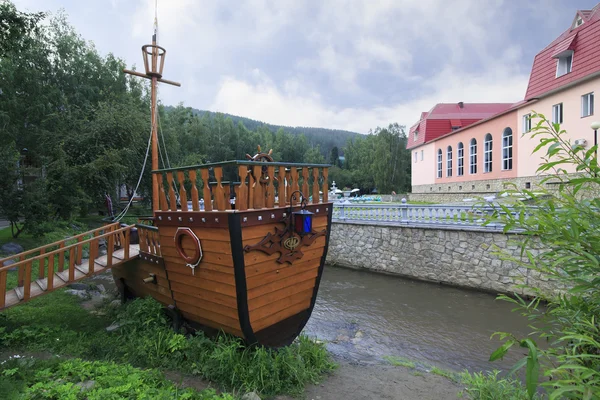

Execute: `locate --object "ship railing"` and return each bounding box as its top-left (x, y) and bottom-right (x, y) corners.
top-left (153, 160), bottom-right (330, 212)
top-left (136, 224), bottom-right (162, 257)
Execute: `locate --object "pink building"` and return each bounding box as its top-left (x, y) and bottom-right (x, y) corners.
top-left (409, 4), bottom-right (600, 201)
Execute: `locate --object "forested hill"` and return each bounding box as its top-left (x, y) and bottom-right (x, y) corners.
top-left (167, 106), bottom-right (361, 156)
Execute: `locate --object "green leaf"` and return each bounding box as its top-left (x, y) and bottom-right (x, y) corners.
top-left (489, 339), bottom-right (515, 361)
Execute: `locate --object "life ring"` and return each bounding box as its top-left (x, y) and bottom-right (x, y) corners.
top-left (174, 227), bottom-right (202, 274)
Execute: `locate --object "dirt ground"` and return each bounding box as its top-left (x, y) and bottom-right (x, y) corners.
top-left (274, 362), bottom-right (462, 400)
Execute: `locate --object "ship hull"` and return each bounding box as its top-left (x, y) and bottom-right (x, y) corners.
top-left (111, 203), bottom-right (332, 347)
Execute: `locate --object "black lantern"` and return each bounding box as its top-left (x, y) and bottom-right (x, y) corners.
top-left (290, 191), bottom-right (313, 236)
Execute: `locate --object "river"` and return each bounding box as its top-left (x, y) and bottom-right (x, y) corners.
top-left (302, 266), bottom-right (535, 372)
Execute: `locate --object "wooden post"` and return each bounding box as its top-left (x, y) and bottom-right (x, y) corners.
top-left (24, 261), bottom-right (31, 300)
top-left (76, 237), bottom-right (83, 265)
top-left (291, 167), bottom-right (299, 205)
top-left (252, 166), bottom-right (263, 209)
top-left (0, 269), bottom-right (6, 309)
top-left (47, 256), bottom-right (54, 291)
top-left (237, 166), bottom-right (248, 211)
top-left (278, 167), bottom-right (286, 207)
top-left (107, 233), bottom-right (114, 268)
top-left (68, 247), bottom-right (75, 282)
top-left (248, 169), bottom-right (255, 209)
top-left (166, 172), bottom-right (177, 211)
top-left (124, 229), bottom-right (130, 260)
top-left (302, 167), bottom-right (309, 202)
top-left (312, 167), bottom-right (320, 204)
top-left (157, 174), bottom-right (169, 211)
top-left (201, 168), bottom-right (212, 211)
top-left (189, 170), bottom-right (199, 211)
top-left (17, 254), bottom-right (24, 287)
top-left (177, 171), bottom-right (188, 211)
top-left (214, 167), bottom-right (225, 211)
top-left (266, 165), bottom-right (275, 208)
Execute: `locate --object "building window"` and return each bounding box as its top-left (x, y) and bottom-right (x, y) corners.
top-left (457, 142), bottom-right (464, 176)
top-left (414, 151), bottom-right (417, 163)
top-left (552, 103), bottom-right (563, 124)
top-left (414, 130), bottom-right (419, 141)
top-left (574, 16), bottom-right (584, 28)
top-left (484, 133), bottom-right (493, 173)
top-left (582, 92), bottom-right (594, 117)
top-left (469, 139), bottom-right (477, 174)
top-left (447, 146), bottom-right (452, 177)
top-left (502, 128), bottom-right (513, 170)
top-left (523, 114), bottom-right (532, 133)
top-left (437, 149), bottom-right (442, 178)
top-left (420, 150), bottom-right (424, 161)
top-left (556, 52), bottom-right (573, 77)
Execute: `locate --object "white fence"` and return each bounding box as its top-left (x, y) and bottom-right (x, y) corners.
top-left (332, 203), bottom-right (513, 230)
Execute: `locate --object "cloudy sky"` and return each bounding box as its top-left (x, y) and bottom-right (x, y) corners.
top-left (12, 0), bottom-right (600, 133)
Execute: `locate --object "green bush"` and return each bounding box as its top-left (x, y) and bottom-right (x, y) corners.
top-left (459, 370), bottom-right (537, 400)
top-left (483, 113), bottom-right (600, 399)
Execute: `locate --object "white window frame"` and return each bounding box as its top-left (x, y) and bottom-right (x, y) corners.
top-left (414, 130), bottom-right (419, 141)
top-left (502, 128), bottom-right (513, 171)
top-left (484, 134), bottom-right (493, 173)
top-left (446, 146), bottom-right (453, 177)
top-left (437, 149), bottom-right (442, 178)
top-left (523, 114), bottom-right (532, 133)
top-left (420, 150), bottom-right (424, 161)
top-left (414, 151), bottom-right (417, 163)
top-left (457, 142), bottom-right (464, 176)
top-left (582, 92), bottom-right (594, 117)
top-left (469, 139), bottom-right (477, 174)
top-left (556, 52), bottom-right (573, 78)
top-left (552, 103), bottom-right (563, 124)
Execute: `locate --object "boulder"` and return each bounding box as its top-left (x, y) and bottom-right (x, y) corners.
top-left (241, 392), bottom-right (261, 400)
top-left (3, 259), bottom-right (17, 272)
top-left (68, 283), bottom-right (91, 291)
top-left (1, 242), bottom-right (24, 255)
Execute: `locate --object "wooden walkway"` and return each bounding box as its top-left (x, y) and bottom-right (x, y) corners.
top-left (0, 223), bottom-right (140, 311)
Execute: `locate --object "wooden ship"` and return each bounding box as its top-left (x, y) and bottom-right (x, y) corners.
top-left (0, 16), bottom-right (332, 348)
top-left (110, 28), bottom-right (333, 347)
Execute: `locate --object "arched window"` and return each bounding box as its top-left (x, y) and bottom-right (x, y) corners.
top-left (502, 128), bottom-right (513, 170)
top-left (484, 134), bottom-right (493, 173)
top-left (469, 139), bottom-right (477, 174)
top-left (437, 149), bottom-right (442, 178)
top-left (457, 142), bottom-right (464, 176)
top-left (446, 146), bottom-right (453, 177)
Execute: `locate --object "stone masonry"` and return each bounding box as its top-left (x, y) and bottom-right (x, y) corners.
top-left (326, 221), bottom-right (556, 296)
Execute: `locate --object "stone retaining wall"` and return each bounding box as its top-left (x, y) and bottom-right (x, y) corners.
top-left (326, 221), bottom-right (556, 295)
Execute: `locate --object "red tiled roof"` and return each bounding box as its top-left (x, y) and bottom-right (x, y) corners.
top-left (525, 4), bottom-right (600, 100)
top-left (406, 103), bottom-right (513, 149)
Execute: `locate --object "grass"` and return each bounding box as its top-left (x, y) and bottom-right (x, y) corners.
top-left (459, 370), bottom-right (539, 400)
top-left (383, 355), bottom-right (416, 369)
top-left (0, 293), bottom-right (336, 398)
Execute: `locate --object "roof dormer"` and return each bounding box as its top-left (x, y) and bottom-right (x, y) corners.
top-left (573, 15), bottom-right (584, 29)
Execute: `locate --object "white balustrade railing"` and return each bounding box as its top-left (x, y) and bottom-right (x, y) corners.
top-left (332, 204), bottom-right (517, 230)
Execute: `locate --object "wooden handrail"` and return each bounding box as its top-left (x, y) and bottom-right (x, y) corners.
top-left (153, 161), bottom-right (330, 212)
top-left (0, 222), bottom-right (120, 265)
top-left (0, 225), bottom-right (133, 273)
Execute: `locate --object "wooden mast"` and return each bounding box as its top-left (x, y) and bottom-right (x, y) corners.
top-left (123, 20), bottom-right (180, 212)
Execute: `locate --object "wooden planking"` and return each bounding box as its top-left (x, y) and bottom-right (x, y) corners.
top-left (169, 280), bottom-right (237, 309)
top-left (250, 288), bottom-right (314, 323)
top-left (164, 258), bottom-right (234, 275)
top-left (247, 277), bottom-right (316, 311)
top-left (161, 238), bottom-right (232, 255)
top-left (244, 243), bottom-right (325, 267)
top-left (245, 255), bottom-right (322, 289)
top-left (164, 262), bottom-right (235, 285)
top-left (111, 266), bottom-right (173, 301)
top-left (241, 216), bottom-right (328, 242)
top-left (248, 269), bottom-right (319, 300)
top-left (159, 226), bottom-right (229, 241)
top-left (162, 250), bottom-right (234, 268)
top-left (177, 301), bottom-right (241, 333)
top-left (167, 271), bottom-right (236, 296)
top-left (173, 291), bottom-right (238, 320)
top-left (180, 310), bottom-right (243, 337)
top-left (252, 297), bottom-right (312, 332)
top-left (243, 242), bottom-right (324, 277)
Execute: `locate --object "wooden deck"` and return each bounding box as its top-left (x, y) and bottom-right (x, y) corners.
top-left (2, 245), bottom-right (139, 310)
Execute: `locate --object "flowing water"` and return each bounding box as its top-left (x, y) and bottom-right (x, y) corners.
top-left (302, 266), bottom-right (536, 372)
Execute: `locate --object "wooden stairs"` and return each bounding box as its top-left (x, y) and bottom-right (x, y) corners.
top-left (0, 223), bottom-right (140, 310)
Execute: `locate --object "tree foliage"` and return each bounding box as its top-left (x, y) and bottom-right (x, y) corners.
top-left (485, 113), bottom-right (600, 399)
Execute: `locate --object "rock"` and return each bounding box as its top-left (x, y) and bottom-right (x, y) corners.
top-left (1, 242), bottom-right (23, 255)
top-left (75, 380), bottom-right (96, 392)
top-left (64, 289), bottom-right (90, 299)
top-left (241, 392), bottom-right (261, 400)
top-left (68, 283), bottom-right (91, 291)
top-left (95, 284), bottom-right (106, 293)
top-left (106, 322), bottom-right (122, 332)
top-left (3, 259), bottom-right (17, 272)
top-left (109, 299), bottom-right (121, 309)
top-left (354, 330), bottom-right (364, 338)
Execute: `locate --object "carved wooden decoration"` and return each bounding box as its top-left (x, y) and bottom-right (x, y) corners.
top-left (243, 225), bottom-right (326, 264)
